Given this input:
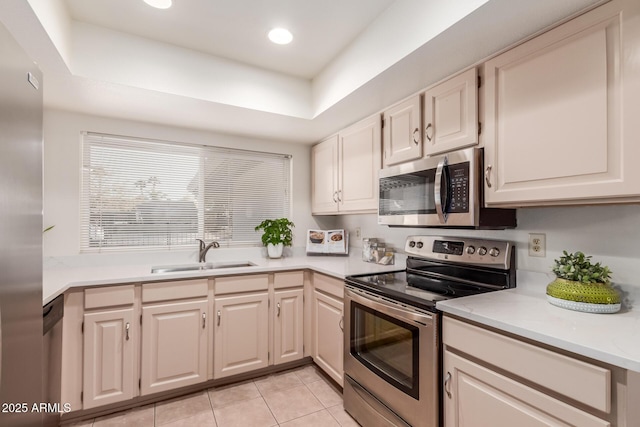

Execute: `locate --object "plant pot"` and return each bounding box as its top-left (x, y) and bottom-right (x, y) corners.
top-left (267, 243), bottom-right (284, 259)
top-left (546, 278), bottom-right (621, 314)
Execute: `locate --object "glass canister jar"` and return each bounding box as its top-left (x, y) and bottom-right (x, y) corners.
top-left (362, 238), bottom-right (378, 262)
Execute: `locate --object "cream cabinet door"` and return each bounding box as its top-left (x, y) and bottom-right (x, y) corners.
top-left (311, 135), bottom-right (339, 214)
top-left (483, 0), bottom-right (640, 206)
top-left (423, 68), bottom-right (478, 156)
top-left (140, 300), bottom-right (208, 395)
top-left (273, 288), bottom-right (304, 365)
top-left (214, 292), bottom-right (269, 379)
top-left (383, 95), bottom-right (422, 166)
top-left (313, 290), bottom-right (344, 386)
top-left (83, 307), bottom-right (136, 409)
top-left (338, 114), bottom-right (382, 212)
top-left (443, 350), bottom-right (609, 427)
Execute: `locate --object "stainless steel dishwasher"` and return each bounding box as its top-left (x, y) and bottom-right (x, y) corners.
top-left (43, 295), bottom-right (63, 427)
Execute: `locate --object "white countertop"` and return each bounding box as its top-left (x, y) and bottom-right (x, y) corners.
top-left (437, 270), bottom-right (640, 373)
top-left (43, 249), bottom-right (405, 305)
top-left (45, 251), bottom-right (640, 373)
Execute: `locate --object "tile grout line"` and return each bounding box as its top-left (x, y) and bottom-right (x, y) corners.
top-left (204, 387), bottom-right (219, 427)
top-left (326, 405), bottom-right (345, 427)
top-left (84, 366), bottom-right (345, 427)
top-left (253, 377), bottom-right (281, 426)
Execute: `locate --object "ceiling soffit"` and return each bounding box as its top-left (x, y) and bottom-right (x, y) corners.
top-left (0, 0), bottom-right (607, 142)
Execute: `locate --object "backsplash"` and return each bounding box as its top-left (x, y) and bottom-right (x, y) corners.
top-left (334, 204), bottom-right (640, 288)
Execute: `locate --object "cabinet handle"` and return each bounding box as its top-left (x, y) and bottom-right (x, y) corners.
top-left (337, 190), bottom-right (342, 202)
top-left (425, 123), bottom-right (433, 142)
top-left (217, 310), bottom-right (221, 326)
top-left (202, 312), bottom-right (206, 329)
top-left (333, 191), bottom-right (338, 203)
top-left (485, 165), bottom-right (493, 188)
top-left (412, 128), bottom-right (420, 145)
top-left (339, 316), bottom-right (344, 331)
top-left (125, 322), bottom-right (130, 341)
top-left (277, 302), bottom-right (281, 317)
top-left (444, 372), bottom-right (452, 398)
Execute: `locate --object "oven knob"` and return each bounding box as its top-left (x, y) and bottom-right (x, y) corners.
top-left (416, 242), bottom-right (424, 249)
top-left (409, 241), bottom-right (416, 248)
top-left (466, 246), bottom-right (476, 255)
top-left (489, 247), bottom-right (500, 257)
top-left (478, 246), bottom-right (487, 256)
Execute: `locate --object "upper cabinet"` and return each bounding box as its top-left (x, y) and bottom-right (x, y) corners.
top-left (483, 0), bottom-right (640, 206)
top-left (312, 114), bottom-right (382, 215)
top-left (423, 68), bottom-right (478, 156)
top-left (311, 135), bottom-right (339, 214)
top-left (382, 95), bottom-right (422, 166)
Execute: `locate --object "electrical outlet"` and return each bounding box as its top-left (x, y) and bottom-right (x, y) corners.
top-left (355, 227), bottom-right (361, 239)
top-left (528, 233), bottom-right (546, 257)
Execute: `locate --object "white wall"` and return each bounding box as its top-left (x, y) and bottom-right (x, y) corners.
top-left (335, 205), bottom-right (640, 287)
top-left (42, 109), bottom-right (334, 257)
top-left (71, 22), bottom-right (312, 119)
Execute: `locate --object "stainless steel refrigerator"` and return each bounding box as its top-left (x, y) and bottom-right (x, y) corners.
top-left (0, 21), bottom-right (44, 426)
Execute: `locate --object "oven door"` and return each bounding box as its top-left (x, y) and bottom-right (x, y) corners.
top-left (344, 286), bottom-right (439, 427)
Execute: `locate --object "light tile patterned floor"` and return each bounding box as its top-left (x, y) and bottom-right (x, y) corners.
top-left (67, 365), bottom-right (358, 427)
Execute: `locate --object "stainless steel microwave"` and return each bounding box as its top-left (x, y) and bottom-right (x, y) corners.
top-left (378, 148), bottom-right (516, 229)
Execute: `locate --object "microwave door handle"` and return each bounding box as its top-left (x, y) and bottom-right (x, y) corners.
top-left (434, 156), bottom-right (448, 224)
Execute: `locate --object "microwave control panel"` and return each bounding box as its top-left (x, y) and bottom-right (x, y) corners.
top-left (448, 162), bottom-right (469, 213)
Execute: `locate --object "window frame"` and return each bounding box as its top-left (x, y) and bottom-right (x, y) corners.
top-left (80, 132), bottom-right (292, 252)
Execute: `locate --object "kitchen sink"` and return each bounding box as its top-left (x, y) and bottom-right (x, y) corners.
top-left (151, 261), bottom-right (257, 274)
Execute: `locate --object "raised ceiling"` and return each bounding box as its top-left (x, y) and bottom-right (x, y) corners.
top-left (64, 0), bottom-right (396, 79)
top-left (0, 0), bottom-right (605, 143)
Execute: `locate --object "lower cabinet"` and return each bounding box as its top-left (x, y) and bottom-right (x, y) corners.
top-left (442, 316), bottom-right (622, 427)
top-left (140, 299), bottom-right (209, 395)
top-left (313, 289), bottom-right (344, 386)
top-left (213, 272), bottom-right (305, 379)
top-left (62, 271), bottom-right (309, 416)
top-left (213, 291), bottom-right (270, 378)
top-left (82, 306), bottom-right (136, 409)
top-left (273, 288), bottom-right (304, 365)
top-left (444, 351), bottom-right (609, 427)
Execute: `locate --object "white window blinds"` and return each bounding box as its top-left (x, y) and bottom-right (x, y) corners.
top-left (81, 133), bottom-right (291, 251)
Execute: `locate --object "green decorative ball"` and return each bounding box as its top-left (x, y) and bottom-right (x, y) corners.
top-left (546, 278), bottom-right (621, 305)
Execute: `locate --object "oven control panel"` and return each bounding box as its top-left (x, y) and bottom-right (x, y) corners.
top-left (405, 235), bottom-right (513, 269)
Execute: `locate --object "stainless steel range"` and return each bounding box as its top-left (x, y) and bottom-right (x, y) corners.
top-left (344, 235), bottom-right (516, 427)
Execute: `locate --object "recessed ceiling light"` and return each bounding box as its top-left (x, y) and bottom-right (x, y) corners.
top-left (268, 28), bottom-right (293, 45)
top-left (143, 0), bottom-right (172, 9)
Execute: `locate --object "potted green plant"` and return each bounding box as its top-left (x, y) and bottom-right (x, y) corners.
top-left (546, 251), bottom-right (621, 313)
top-left (254, 218), bottom-right (295, 258)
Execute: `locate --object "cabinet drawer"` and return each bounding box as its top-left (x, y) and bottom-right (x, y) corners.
top-left (274, 271), bottom-right (304, 289)
top-left (142, 279), bottom-right (208, 303)
top-left (443, 316), bottom-right (611, 413)
top-left (215, 274), bottom-right (268, 295)
top-left (444, 350), bottom-right (610, 427)
top-left (313, 272), bottom-right (343, 299)
top-left (85, 285), bottom-right (134, 309)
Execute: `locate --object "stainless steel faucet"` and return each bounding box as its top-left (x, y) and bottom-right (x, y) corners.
top-left (196, 239), bottom-right (220, 262)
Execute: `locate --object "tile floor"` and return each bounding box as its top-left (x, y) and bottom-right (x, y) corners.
top-left (67, 365), bottom-right (358, 427)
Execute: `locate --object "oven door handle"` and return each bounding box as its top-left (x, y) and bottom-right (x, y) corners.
top-left (434, 156), bottom-right (449, 224)
top-left (345, 287), bottom-right (434, 326)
